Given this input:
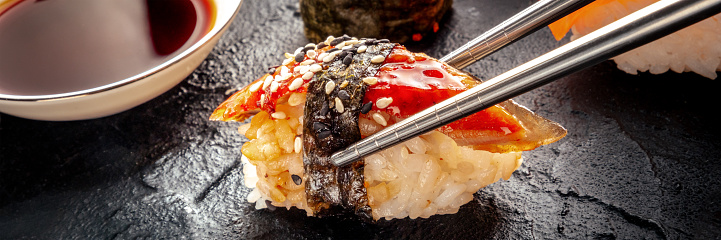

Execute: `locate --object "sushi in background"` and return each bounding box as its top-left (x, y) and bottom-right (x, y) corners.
top-left (549, 0), bottom-right (721, 79)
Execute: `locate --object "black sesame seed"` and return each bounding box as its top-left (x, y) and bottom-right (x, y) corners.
top-left (303, 46), bottom-right (315, 52)
top-left (378, 39), bottom-right (390, 43)
top-left (317, 42), bottom-right (327, 49)
top-left (343, 55), bottom-right (352, 65)
top-left (291, 174), bottom-right (302, 185)
top-left (330, 37), bottom-right (344, 46)
top-left (360, 101), bottom-right (373, 114)
top-left (339, 51), bottom-right (349, 59)
top-left (265, 200), bottom-right (276, 211)
top-left (313, 122), bottom-right (329, 131)
top-left (338, 90), bottom-right (350, 100)
top-left (294, 51), bottom-right (305, 62)
top-left (318, 130), bottom-right (331, 139)
top-left (365, 39), bottom-right (377, 45)
top-left (320, 101), bottom-right (329, 116)
top-left (327, 47), bottom-right (340, 53)
top-left (353, 43), bottom-right (362, 48)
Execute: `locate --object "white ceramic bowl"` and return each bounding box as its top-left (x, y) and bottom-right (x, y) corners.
top-left (0, 0), bottom-right (242, 121)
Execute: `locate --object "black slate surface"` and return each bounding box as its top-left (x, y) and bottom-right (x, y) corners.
top-left (1, 0), bottom-right (720, 239)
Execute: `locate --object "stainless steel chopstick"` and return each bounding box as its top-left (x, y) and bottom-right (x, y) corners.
top-left (332, 0), bottom-right (721, 167)
top-left (440, 0), bottom-right (595, 69)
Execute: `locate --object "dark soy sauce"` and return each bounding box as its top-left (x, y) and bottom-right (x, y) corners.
top-left (0, 0), bottom-right (214, 96)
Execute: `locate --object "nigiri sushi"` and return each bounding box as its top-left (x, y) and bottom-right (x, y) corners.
top-left (211, 35), bottom-right (566, 220)
top-left (549, 0), bottom-right (721, 79)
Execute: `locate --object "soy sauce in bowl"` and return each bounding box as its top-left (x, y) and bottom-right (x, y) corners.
top-left (0, 0), bottom-right (215, 96)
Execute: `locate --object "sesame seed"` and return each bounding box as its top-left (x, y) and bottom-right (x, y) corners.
top-left (284, 52), bottom-right (293, 58)
top-left (330, 37), bottom-right (344, 46)
top-left (335, 97), bottom-right (344, 112)
top-left (341, 45), bottom-right (353, 50)
top-left (300, 59), bottom-right (314, 65)
top-left (360, 101), bottom-right (373, 114)
top-left (262, 75), bottom-right (273, 89)
top-left (303, 46), bottom-right (315, 52)
top-left (271, 111), bottom-right (287, 119)
top-left (297, 65), bottom-right (309, 75)
top-left (362, 76), bottom-right (378, 85)
top-left (335, 41), bottom-right (346, 49)
top-left (288, 78), bottom-right (303, 91)
top-left (293, 47), bottom-right (304, 55)
top-left (316, 52), bottom-right (328, 61)
top-left (306, 50), bottom-right (317, 59)
top-left (291, 174), bottom-right (302, 185)
top-left (325, 36), bottom-right (335, 45)
top-left (357, 45), bottom-right (367, 53)
top-left (372, 113), bottom-right (387, 126)
top-left (327, 48), bottom-right (340, 53)
top-left (371, 55), bottom-right (385, 64)
top-left (339, 80), bottom-right (349, 88)
top-left (309, 64), bottom-right (322, 73)
top-left (249, 80), bottom-right (263, 92)
top-left (270, 81), bottom-right (279, 92)
top-left (282, 58), bottom-right (292, 66)
top-left (325, 81), bottom-right (335, 94)
top-left (294, 51), bottom-right (305, 62)
top-left (376, 97), bottom-right (393, 109)
top-left (320, 101), bottom-right (329, 116)
top-left (288, 92), bottom-right (305, 106)
top-left (302, 71), bottom-right (314, 80)
top-left (322, 52), bottom-right (336, 63)
top-left (343, 55), bottom-right (353, 65)
top-left (317, 42), bottom-right (327, 49)
top-left (338, 90), bottom-right (350, 100)
top-left (305, 43), bottom-right (316, 49)
top-left (318, 130), bottom-right (331, 139)
top-left (378, 39), bottom-right (390, 43)
top-left (313, 122), bottom-right (329, 131)
top-left (277, 72), bottom-right (290, 81)
top-left (259, 94), bottom-right (266, 105)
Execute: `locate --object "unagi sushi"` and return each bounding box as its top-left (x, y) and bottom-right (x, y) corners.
top-left (549, 0), bottom-right (721, 79)
top-left (211, 35), bottom-right (566, 220)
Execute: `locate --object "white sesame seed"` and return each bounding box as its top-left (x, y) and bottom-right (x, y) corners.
top-left (249, 80), bottom-right (263, 92)
top-left (280, 66), bottom-right (290, 76)
top-left (302, 71), bottom-right (314, 80)
top-left (271, 111), bottom-right (287, 119)
top-left (339, 80), bottom-right (349, 88)
top-left (276, 73), bottom-right (290, 81)
top-left (335, 42), bottom-right (346, 48)
top-left (341, 45), bottom-right (353, 50)
top-left (294, 136), bottom-right (302, 153)
top-left (301, 59), bottom-right (314, 65)
top-left (317, 52), bottom-right (328, 61)
top-left (309, 64), bottom-right (322, 73)
top-left (259, 94), bottom-right (266, 105)
top-left (335, 97), bottom-right (344, 112)
top-left (346, 40), bottom-right (360, 45)
top-left (288, 78), bottom-right (303, 91)
top-left (297, 65), bottom-right (309, 75)
top-left (357, 45), bottom-right (367, 53)
top-left (305, 43), bottom-right (316, 49)
top-left (362, 76), bottom-right (378, 85)
top-left (322, 52), bottom-right (335, 63)
top-left (376, 97), bottom-right (393, 109)
top-left (325, 36), bottom-right (334, 45)
top-left (262, 75), bottom-right (273, 89)
top-left (282, 58), bottom-right (292, 65)
top-left (293, 47), bottom-right (304, 55)
top-left (284, 52), bottom-right (293, 58)
top-left (306, 50), bottom-right (317, 59)
top-left (372, 113), bottom-right (387, 126)
top-left (288, 92), bottom-right (305, 106)
top-left (371, 55), bottom-right (385, 64)
top-left (325, 81), bottom-right (336, 94)
top-left (270, 81), bottom-right (279, 92)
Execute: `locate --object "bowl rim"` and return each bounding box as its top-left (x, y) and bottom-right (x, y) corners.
top-left (0, 0), bottom-right (243, 102)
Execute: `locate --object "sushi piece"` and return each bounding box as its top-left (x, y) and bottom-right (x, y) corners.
top-left (211, 35), bottom-right (566, 220)
top-left (548, 0), bottom-right (721, 79)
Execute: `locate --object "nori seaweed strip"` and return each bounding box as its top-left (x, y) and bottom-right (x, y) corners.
top-left (303, 42), bottom-right (396, 218)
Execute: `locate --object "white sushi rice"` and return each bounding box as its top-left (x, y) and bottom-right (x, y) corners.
top-left (241, 93), bottom-right (523, 220)
top-left (565, 0), bottom-right (721, 79)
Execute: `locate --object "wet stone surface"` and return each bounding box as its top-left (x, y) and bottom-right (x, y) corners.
top-left (1, 0), bottom-right (720, 239)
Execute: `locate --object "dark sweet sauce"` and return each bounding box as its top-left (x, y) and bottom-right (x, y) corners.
top-left (0, 0), bottom-right (214, 96)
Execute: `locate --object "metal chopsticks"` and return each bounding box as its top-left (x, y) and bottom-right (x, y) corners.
top-left (331, 0), bottom-right (721, 167)
top-left (440, 0), bottom-right (595, 69)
